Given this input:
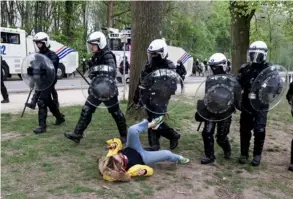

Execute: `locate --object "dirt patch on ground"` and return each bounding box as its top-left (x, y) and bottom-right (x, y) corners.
top-left (1, 132), bottom-right (28, 141)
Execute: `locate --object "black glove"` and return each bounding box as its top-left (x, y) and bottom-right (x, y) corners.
top-left (195, 112), bottom-right (205, 122)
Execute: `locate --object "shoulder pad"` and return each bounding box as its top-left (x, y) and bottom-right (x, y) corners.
top-left (166, 59), bottom-right (176, 69)
top-left (240, 63), bottom-right (250, 69)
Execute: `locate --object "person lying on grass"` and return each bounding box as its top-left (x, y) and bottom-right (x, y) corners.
top-left (98, 116), bottom-right (190, 182)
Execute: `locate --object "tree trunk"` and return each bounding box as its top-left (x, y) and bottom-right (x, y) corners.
top-left (107, 1), bottom-right (114, 27)
top-left (34, 1), bottom-right (40, 32)
top-left (126, 1), bottom-right (164, 118)
top-left (64, 1), bottom-right (74, 44)
top-left (1, 1), bottom-right (8, 27)
top-left (229, 1), bottom-right (255, 73)
top-left (82, 2), bottom-right (88, 44)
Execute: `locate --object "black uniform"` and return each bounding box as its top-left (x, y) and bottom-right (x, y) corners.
top-left (33, 49), bottom-right (65, 133)
top-left (286, 82), bottom-right (293, 171)
top-left (27, 48), bottom-right (60, 108)
top-left (195, 75), bottom-right (237, 164)
top-left (134, 58), bottom-right (181, 151)
top-left (236, 61), bottom-right (272, 166)
top-left (1, 56), bottom-right (9, 103)
top-left (65, 47), bottom-right (127, 143)
top-left (203, 60), bottom-right (208, 71)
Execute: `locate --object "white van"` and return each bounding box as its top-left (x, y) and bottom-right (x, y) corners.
top-left (106, 28), bottom-right (194, 83)
top-left (0, 27), bottom-right (78, 80)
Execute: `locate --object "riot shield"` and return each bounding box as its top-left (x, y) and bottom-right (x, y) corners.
top-left (81, 65), bottom-right (119, 108)
top-left (249, 65), bottom-right (289, 112)
top-left (195, 74), bottom-right (242, 121)
top-left (139, 69), bottom-right (184, 114)
top-left (21, 53), bottom-right (56, 91)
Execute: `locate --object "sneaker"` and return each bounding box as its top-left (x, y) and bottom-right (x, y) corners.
top-left (150, 116), bottom-right (165, 130)
top-left (178, 156), bottom-right (190, 164)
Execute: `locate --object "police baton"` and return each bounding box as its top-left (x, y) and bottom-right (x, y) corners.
top-left (21, 88), bottom-right (33, 118)
top-left (76, 68), bottom-right (90, 85)
top-left (197, 122), bottom-right (202, 132)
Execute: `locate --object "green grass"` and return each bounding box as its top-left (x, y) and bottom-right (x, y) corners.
top-left (1, 101), bottom-right (293, 199)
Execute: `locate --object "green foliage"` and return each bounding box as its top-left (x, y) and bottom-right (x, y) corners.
top-left (163, 1), bottom-right (231, 59)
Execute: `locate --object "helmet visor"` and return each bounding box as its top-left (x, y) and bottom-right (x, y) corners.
top-left (247, 49), bottom-right (266, 63)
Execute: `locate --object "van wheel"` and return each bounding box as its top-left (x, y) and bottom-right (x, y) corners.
top-left (57, 63), bottom-right (66, 79)
top-left (1, 64), bottom-right (9, 80)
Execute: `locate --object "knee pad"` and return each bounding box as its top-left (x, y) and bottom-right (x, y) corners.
top-left (37, 100), bottom-right (46, 108)
top-left (81, 105), bottom-right (94, 117)
top-left (254, 128), bottom-right (266, 134)
top-left (202, 130), bottom-right (213, 139)
top-left (111, 110), bottom-right (125, 120)
top-left (216, 136), bottom-right (228, 145)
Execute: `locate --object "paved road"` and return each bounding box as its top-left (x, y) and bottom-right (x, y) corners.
top-left (4, 76), bottom-right (206, 93)
top-left (1, 82), bottom-right (203, 113)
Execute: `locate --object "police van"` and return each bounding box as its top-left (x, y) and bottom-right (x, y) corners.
top-left (106, 28), bottom-right (194, 83)
top-left (0, 27), bottom-right (78, 80)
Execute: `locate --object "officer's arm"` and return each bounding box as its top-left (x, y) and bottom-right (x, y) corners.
top-left (133, 62), bottom-right (151, 104)
top-left (50, 52), bottom-right (60, 71)
top-left (104, 52), bottom-right (116, 68)
top-left (236, 67), bottom-right (244, 87)
top-left (167, 60), bottom-right (176, 72)
top-left (286, 82), bottom-right (293, 103)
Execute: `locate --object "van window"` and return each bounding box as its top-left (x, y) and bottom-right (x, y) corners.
top-left (1, 32), bottom-right (20, 44)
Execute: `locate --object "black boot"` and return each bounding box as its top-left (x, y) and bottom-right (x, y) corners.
top-left (55, 113), bottom-right (65, 125)
top-left (251, 130), bottom-right (266, 167)
top-left (64, 105), bottom-right (94, 143)
top-left (146, 128), bottom-right (160, 151)
top-left (1, 98), bottom-right (9, 103)
top-left (221, 141), bottom-right (232, 160)
top-left (111, 110), bottom-right (127, 144)
top-left (157, 123), bottom-right (181, 150)
top-left (26, 92), bottom-right (39, 110)
top-left (48, 100), bottom-right (65, 125)
top-left (239, 130), bottom-right (252, 164)
top-left (34, 126), bottom-right (46, 134)
top-left (217, 117), bottom-right (232, 160)
top-left (52, 88), bottom-right (59, 108)
top-left (201, 132), bottom-right (215, 164)
top-left (34, 100), bottom-right (47, 134)
top-left (169, 129), bottom-right (181, 150)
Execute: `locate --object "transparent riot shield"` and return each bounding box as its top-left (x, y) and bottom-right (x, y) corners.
top-left (81, 65), bottom-right (119, 108)
top-left (139, 69), bottom-right (184, 114)
top-left (21, 53), bottom-right (56, 91)
top-left (249, 65), bottom-right (289, 112)
top-left (194, 74), bottom-right (242, 121)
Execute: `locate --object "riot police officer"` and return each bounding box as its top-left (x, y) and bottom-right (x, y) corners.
top-left (26, 33), bottom-right (60, 109)
top-left (64, 31), bottom-right (127, 143)
top-left (237, 41), bottom-right (272, 166)
top-left (1, 56), bottom-right (9, 103)
top-left (286, 82), bottom-right (293, 171)
top-left (195, 53), bottom-right (235, 164)
top-left (29, 32), bottom-right (65, 134)
top-left (133, 39), bottom-right (181, 151)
